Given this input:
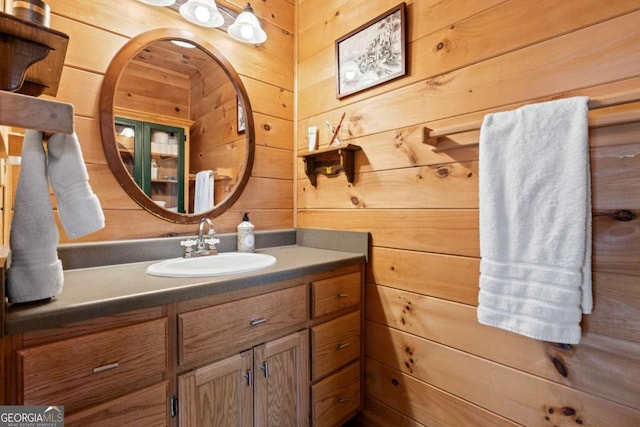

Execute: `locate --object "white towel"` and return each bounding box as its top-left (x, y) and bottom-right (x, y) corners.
top-left (194, 170), bottom-right (214, 214)
top-left (7, 130), bottom-right (64, 303)
top-left (47, 132), bottom-right (105, 239)
top-left (477, 96), bottom-right (592, 344)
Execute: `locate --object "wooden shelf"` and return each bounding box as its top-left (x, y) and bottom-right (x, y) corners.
top-left (0, 11), bottom-right (69, 97)
top-left (151, 152), bottom-right (178, 159)
top-left (298, 144), bottom-right (361, 187)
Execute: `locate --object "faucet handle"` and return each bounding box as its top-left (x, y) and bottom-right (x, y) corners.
top-left (180, 239), bottom-right (198, 258)
top-left (204, 237), bottom-right (220, 250)
top-left (181, 239), bottom-right (198, 247)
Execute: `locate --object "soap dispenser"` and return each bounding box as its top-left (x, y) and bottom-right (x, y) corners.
top-left (237, 212), bottom-right (255, 252)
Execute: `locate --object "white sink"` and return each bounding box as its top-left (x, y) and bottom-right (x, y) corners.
top-left (145, 252), bottom-right (277, 278)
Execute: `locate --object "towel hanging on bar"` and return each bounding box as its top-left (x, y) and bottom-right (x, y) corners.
top-left (477, 96), bottom-right (592, 344)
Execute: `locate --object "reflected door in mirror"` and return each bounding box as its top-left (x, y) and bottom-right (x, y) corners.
top-left (115, 117), bottom-right (187, 213)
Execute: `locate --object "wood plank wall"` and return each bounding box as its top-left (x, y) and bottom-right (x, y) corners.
top-left (9, 0), bottom-right (295, 243)
top-left (296, 1), bottom-right (640, 426)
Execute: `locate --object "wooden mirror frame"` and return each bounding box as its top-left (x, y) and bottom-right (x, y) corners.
top-left (100, 28), bottom-right (255, 224)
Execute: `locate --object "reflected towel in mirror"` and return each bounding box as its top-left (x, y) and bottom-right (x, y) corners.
top-left (194, 170), bottom-right (214, 214)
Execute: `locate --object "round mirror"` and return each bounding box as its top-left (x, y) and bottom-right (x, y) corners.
top-left (100, 28), bottom-right (255, 224)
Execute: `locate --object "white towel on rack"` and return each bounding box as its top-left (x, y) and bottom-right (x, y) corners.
top-left (477, 96), bottom-right (592, 344)
top-left (47, 132), bottom-right (105, 239)
top-left (6, 130), bottom-right (64, 303)
top-left (194, 170), bottom-right (214, 214)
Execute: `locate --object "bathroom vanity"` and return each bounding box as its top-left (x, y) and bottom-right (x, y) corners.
top-left (0, 229), bottom-right (367, 427)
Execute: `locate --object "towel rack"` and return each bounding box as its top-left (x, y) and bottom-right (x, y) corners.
top-left (188, 171), bottom-right (215, 179)
top-left (423, 93), bottom-right (640, 152)
top-left (0, 91), bottom-right (74, 158)
top-left (0, 11), bottom-right (73, 157)
top-left (0, 91), bottom-right (74, 134)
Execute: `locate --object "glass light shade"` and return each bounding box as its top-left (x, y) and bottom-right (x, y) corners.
top-left (138, 0), bottom-right (176, 6)
top-left (179, 0), bottom-right (224, 27)
top-left (227, 3), bottom-right (267, 44)
top-left (119, 127), bottom-right (135, 138)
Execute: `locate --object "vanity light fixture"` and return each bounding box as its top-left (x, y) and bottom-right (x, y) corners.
top-left (137, 0), bottom-right (267, 44)
top-left (119, 127), bottom-right (135, 138)
top-left (227, 3), bottom-right (267, 45)
top-left (179, 0), bottom-right (224, 28)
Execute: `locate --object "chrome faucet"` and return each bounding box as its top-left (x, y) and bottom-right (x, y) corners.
top-left (180, 217), bottom-right (220, 258)
top-left (197, 217), bottom-right (214, 250)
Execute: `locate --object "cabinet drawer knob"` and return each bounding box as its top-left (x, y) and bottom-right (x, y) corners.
top-left (337, 343), bottom-right (350, 350)
top-left (337, 397), bottom-right (349, 405)
top-left (338, 293), bottom-right (349, 298)
top-left (250, 317), bottom-right (267, 326)
top-left (92, 362), bottom-right (119, 374)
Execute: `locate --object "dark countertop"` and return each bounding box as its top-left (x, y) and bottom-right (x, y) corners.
top-left (3, 229), bottom-right (368, 335)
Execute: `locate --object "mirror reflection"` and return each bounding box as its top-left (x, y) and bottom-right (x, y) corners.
top-left (101, 29), bottom-right (254, 223)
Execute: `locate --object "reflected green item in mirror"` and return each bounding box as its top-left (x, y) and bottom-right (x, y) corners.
top-left (100, 28), bottom-right (255, 224)
top-left (115, 118), bottom-right (186, 213)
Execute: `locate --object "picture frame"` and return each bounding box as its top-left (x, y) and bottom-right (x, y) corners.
top-left (335, 3), bottom-right (407, 99)
top-left (237, 97), bottom-right (245, 134)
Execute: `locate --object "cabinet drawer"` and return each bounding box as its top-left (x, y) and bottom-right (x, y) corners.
top-left (311, 272), bottom-right (361, 318)
top-left (311, 311), bottom-right (360, 381)
top-left (65, 381), bottom-right (169, 427)
top-left (18, 318), bottom-right (168, 413)
top-left (312, 361), bottom-right (361, 427)
top-left (179, 285), bottom-right (307, 366)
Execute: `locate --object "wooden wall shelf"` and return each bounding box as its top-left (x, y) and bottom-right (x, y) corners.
top-left (0, 11), bottom-right (69, 97)
top-left (298, 144), bottom-right (361, 187)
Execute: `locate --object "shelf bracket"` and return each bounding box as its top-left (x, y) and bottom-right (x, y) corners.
top-left (423, 127), bottom-right (442, 148)
top-left (0, 11), bottom-right (69, 97)
top-left (299, 144), bottom-right (361, 187)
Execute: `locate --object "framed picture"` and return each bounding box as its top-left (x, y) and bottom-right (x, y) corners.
top-left (237, 97), bottom-right (245, 134)
top-left (335, 3), bottom-right (407, 99)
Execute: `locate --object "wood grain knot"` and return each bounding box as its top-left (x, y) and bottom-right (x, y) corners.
top-left (404, 361), bottom-right (413, 373)
top-left (391, 378), bottom-right (400, 387)
top-left (614, 209), bottom-right (636, 222)
top-left (435, 39), bottom-right (451, 53)
top-left (545, 405), bottom-right (582, 425)
top-left (551, 357), bottom-right (568, 377)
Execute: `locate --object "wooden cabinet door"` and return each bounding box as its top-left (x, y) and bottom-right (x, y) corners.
top-left (179, 350), bottom-right (253, 427)
top-left (254, 330), bottom-right (309, 427)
